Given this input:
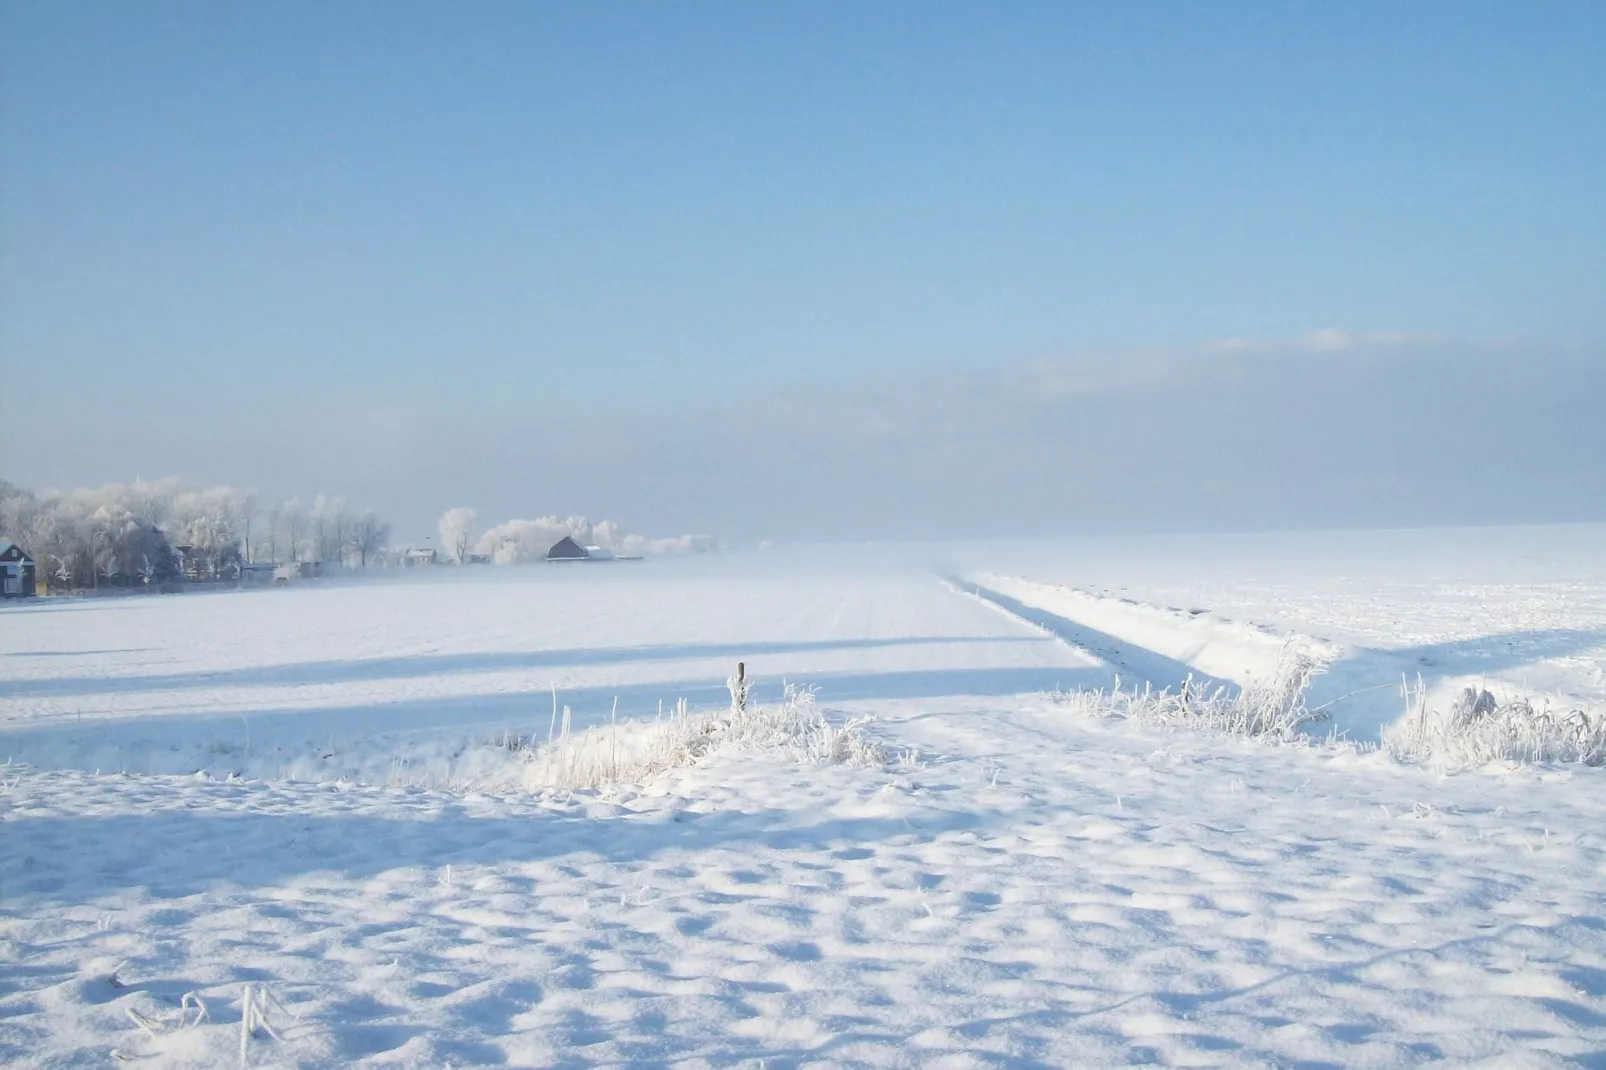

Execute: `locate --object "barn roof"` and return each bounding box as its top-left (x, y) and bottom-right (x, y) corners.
top-left (546, 536), bottom-right (588, 560)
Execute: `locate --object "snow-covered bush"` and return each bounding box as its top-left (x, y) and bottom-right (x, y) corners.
top-left (519, 684), bottom-right (887, 792)
top-left (1053, 643), bottom-right (1325, 742)
top-left (1384, 683), bottom-right (1606, 767)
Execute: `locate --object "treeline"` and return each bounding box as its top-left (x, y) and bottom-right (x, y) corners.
top-left (0, 477), bottom-right (391, 590)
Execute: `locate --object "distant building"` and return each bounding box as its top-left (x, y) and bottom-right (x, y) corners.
top-left (240, 563), bottom-right (277, 587)
top-left (0, 541), bottom-right (37, 598)
top-left (465, 553), bottom-right (493, 565)
top-left (401, 548), bottom-right (438, 567)
top-left (584, 545), bottom-right (615, 561)
top-left (271, 561), bottom-right (324, 585)
top-left (546, 536), bottom-right (589, 561)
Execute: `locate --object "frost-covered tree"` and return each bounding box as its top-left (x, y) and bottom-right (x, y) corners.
top-left (282, 499), bottom-right (308, 563)
top-left (262, 501), bottom-right (283, 565)
top-left (239, 491), bottom-right (259, 563)
top-left (439, 507), bottom-right (477, 564)
top-left (0, 477), bottom-right (390, 590)
top-left (297, 495), bottom-right (368, 569)
top-left (350, 511), bottom-right (392, 568)
top-left (0, 481), bottom-right (183, 590)
top-left (311, 495), bottom-right (336, 567)
top-left (334, 502), bottom-right (356, 569)
top-left (169, 486), bottom-right (246, 579)
top-left (0, 478), bottom-right (37, 542)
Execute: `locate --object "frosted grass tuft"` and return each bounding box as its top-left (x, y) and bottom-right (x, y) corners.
top-left (1052, 642), bottom-right (1326, 742)
top-left (518, 683), bottom-right (888, 792)
top-left (1384, 681), bottom-right (1606, 767)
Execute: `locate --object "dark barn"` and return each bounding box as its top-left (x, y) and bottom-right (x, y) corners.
top-left (545, 536), bottom-right (589, 561)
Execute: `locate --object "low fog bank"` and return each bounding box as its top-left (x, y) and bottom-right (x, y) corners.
top-left (6, 338), bottom-right (1602, 545)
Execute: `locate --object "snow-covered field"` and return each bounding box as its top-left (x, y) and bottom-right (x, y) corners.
top-left (4, 527), bottom-right (1606, 1067)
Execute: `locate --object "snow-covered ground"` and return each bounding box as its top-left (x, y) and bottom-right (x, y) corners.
top-left (0, 562), bottom-right (1095, 786)
top-left (4, 527), bottom-right (1606, 1067)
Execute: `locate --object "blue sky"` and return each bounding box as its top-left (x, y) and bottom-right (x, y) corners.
top-left (2, 3), bottom-right (1603, 541)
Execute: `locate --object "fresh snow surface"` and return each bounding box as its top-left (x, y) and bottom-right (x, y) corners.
top-left (4, 531), bottom-right (1606, 1068)
top-left (0, 564), bottom-right (1096, 785)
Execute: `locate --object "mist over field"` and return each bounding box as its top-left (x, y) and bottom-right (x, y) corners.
top-left (6, 336), bottom-right (1602, 544)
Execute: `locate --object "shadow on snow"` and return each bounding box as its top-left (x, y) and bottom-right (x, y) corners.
top-left (0, 636), bottom-right (1044, 699)
top-left (0, 664), bottom-right (1116, 773)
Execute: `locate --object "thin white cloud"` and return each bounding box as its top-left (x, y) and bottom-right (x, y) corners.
top-left (1207, 328), bottom-right (1453, 355)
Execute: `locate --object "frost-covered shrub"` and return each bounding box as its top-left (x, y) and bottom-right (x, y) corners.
top-left (520, 684), bottom-right (887, 791)
top-left (1053, 643), bottom-right (1325, 742)
top-left (1384, 683), bottom-right (1606, 767)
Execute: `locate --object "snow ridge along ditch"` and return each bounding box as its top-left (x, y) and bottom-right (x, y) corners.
top-left (957, 572), bottom-right (1606, 764)
top-left (957, 572), bottom-right (1343, 691)
top-left (947, 575), bottom-right (1335, 743)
